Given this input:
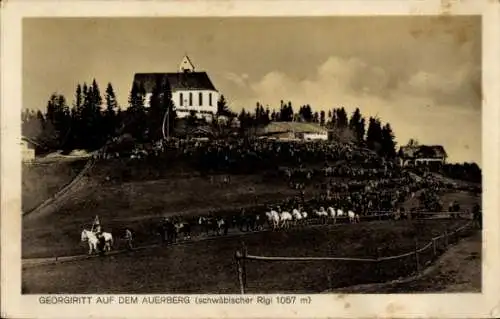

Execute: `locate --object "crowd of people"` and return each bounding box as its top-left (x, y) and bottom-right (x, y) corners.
top-left (89, 136), bottom-right (482, 250)
top-left (102, 137), bottom-right (384, 174)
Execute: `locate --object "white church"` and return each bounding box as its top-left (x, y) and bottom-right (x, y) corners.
top-left (133, 55), bottom-right (220, 121)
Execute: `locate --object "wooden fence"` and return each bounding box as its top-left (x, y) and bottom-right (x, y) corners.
top-left (234, 219), bottom-right (475, 294)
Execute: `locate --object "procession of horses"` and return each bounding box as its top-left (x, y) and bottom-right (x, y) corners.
top-left (80, 199), bottom-right (481, 256)
top-left (80, 205), bottom-right (363, 255)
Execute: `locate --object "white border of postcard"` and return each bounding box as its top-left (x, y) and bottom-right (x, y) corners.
top-left (2, 0), bottom-right (500, 318)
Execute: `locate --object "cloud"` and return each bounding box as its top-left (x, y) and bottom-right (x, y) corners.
top-left (223, 72), bottom-right (250, 88)
top-left (229, 55), bottom-right (481, 165)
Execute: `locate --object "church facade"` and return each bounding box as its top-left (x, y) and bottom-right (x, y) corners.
top-left (133, 56), bottom-right (219, 120)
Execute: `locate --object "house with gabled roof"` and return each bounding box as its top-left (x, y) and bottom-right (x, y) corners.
top-left (257, 122), bottom-right (329, 141)
top-left (21, 136), bottom-right (39, 162)
top-left (399, 144), bottom-right (448, 167)
top-left (132, 55), bottom-right (219, 121)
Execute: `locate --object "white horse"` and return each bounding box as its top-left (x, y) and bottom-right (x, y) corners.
top-left (81, 229), bottom-right (98, 255)
top-left (337, 209), bottom-right (345, 217)
top-left (280, 211), bottom-right (293, 230)
top-left (348, 210), bottom-right (360, 224)
top-left (81, 229), bottom-right (113, 255)
top-left (327, 207), bottom-right (337, 223)
top-left (292, 208), bottom-right (303, 226)
top-left (316, 207), bottom-right (328, 224)
top-left (266, 210), bottom-right (280, 231)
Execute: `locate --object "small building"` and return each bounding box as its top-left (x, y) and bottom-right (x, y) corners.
top-left (399, 145), bottom-right (447, 167)
top-left (21, 136), bottom-right (38, 162)
top-left (257, 122), bottom-right (328, 141)
top-left (133, 55), bottom-right (219, 122)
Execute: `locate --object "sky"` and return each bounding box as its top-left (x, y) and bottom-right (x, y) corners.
top-left (23, 17), bottom-right (481, 165)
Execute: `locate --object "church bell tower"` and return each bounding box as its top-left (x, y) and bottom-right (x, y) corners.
top-left (179, 55), bottom-right (195, 73)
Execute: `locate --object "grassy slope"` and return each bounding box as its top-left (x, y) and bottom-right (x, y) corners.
top-left (22, 172), bottom-right (316, 258)
top-left (22, 159), bottom-right (88, 212)
top-left (332, 230), bottom-right (481, 293)
top-left (22, 219), bottom-right (469, 294)
top-left (22, 157), bottom-right (481, 259)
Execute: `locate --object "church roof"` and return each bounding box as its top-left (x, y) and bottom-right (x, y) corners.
top-left (133, 72), bottom-right (217, 93)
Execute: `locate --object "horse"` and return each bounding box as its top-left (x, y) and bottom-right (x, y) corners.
top-left (81, 229), bottom-right (99, 255)
top-left (266, 210), bottom-right (280, 231)
top-left (212, 217), bottom-right (225, 236)
top-left (198, 216), bottom-right (211, 236)
top-left (159, 219), bottom-right (177, 244)
top-left (253, 213), bottom-right (266, 231)
top-left (327, 207), bottom-right (337, 223)
top-left (347, 210), bottom-right (360, 224)
top-left (81, 229), bottom-right (113, 255)
top-left (279, 211), bottom-right (293, 230)
top-left (100, 231), bottom-right (114, 251)
top-left (292, 208), bottom-right (303, 226)
top-left (315, 207), bottom-right (328, 224)
top-left (174, 222), bottom-right (192, 241)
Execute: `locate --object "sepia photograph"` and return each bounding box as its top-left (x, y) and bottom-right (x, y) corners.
top-left (20, 15), bottom-right (483, 295)
top-left (2, 0), bottom-right (500, 318)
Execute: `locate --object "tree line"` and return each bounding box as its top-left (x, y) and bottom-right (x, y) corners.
top-left (21, 78), bottom-right (439, 165)
top-left (22, 78), bottom-right (177, 152)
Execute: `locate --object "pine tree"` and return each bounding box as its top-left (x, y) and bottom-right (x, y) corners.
top-left (104, 82), bottom-right (119, 138)
top-left (313, 111), bottom-right (319, 123)
top-left (126, 81), bottom-right (147, 140)
top-left (358, 117), bottom-right (366, 142)
top-left (320, 111), bottom-right (326, 126)
top-left (43, 93), bottom-right (71, 149)
top-left (160, 77), bottom-right (176, 139)
top-left (349, 108), bottom-right (365, 142)
top-left (238, 108), bottom-right (248, 130)
top-left (148, 76), bottom-right (164, 140)
top-left (381, 123), bottom-right (397, 158)
top-left (366, 117), bottom-right (383, 153)
top-left (336, 107), bottom-right (348, 129)
top-left (217, 95), bottom-right (230, 116)
top-left (264, 107), bottom-right (271, 125)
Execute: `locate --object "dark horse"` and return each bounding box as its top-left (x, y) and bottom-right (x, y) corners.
top-left (174, 221), bottom-right (192, 241)
top-left (155, 219), bottom-right (176, 244)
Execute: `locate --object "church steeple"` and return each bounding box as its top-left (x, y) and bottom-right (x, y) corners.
top-left (179, 54), bottom-right (195, 73)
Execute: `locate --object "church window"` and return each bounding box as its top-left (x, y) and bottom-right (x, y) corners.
top-left (209, 93), bottom-right (212, 106)
top-left (180, 93), bottom-right (183, 106)
top-left (199, 92), bottom-right (203, 106)
top-left (189, 93), bottom-right (193, 106)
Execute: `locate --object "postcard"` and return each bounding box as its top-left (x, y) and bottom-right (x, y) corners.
top-left (2, 0), bottom-right (500, 318)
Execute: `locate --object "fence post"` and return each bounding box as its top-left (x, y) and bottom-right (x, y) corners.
top-left (241, 242), bottom-right (248, 290)
top-left (414, 238), bottom-right (420, 273)
top-left (444, 230), bottom-right (449, 247)
top-left (235, 250), bottom-right (245, 295)
top-left (376, 247), bottom-right (382, 278)
top-left (432, 238), bottom-right (436, 257)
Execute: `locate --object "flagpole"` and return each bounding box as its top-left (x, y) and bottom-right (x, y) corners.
top-left (162, 107), bottom-right (168, 140)
top-left (91, 215), bottom-right (99, 232)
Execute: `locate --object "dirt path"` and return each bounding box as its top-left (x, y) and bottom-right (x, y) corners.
top-left (330, 230), bottom-right (481, 293)
top-left (23, 156), bottom-right (96, 220)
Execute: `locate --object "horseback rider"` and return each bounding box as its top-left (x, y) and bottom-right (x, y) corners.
top-left (94, 224), bottom-right (106, 253)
